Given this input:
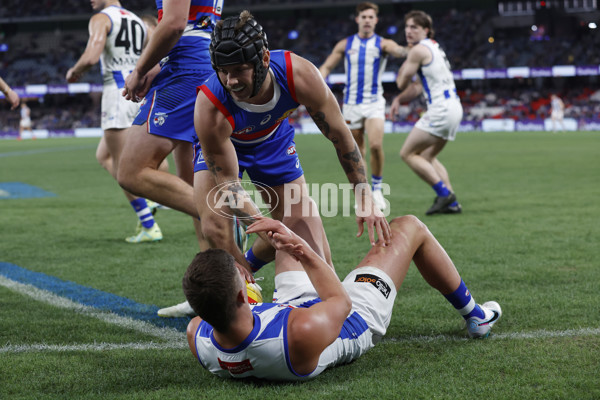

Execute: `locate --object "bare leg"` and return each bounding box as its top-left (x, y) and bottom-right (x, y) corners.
top-left (365, 118), bottom-right (385, 177)
top-left (399, 127), bottom-right (448, 187)
top-left (117, 123), bottom-right (198, 217)
top-left (421, 145), bottom-right (453, 192)
top-left (355, 215), bottom-right (460, 294)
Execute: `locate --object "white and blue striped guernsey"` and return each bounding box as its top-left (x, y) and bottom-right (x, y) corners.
top-left (99, 6), bottom-right (147, 89)
top-left (415, 38), bottom-right (458, 106)
top-left (343, 34), bottom-right (388, 105)
top-left (193, 301), bottom-right (373, 381)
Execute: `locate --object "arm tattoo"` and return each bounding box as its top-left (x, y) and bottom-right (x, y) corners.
top-left (221, 181), bottom-right (257, 223)
top-left (204, 155), bottom-right (222, 177)
top-left (306, 106), bottom-right (333, 141)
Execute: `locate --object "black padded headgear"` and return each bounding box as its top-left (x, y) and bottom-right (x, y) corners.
top-left (210, 14), bottom-right (269, 97)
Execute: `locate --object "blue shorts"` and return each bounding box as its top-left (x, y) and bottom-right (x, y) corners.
top-left (193, 135), bottom-right (304, 187)
top-left (133, 65), bottom-right (214, 143)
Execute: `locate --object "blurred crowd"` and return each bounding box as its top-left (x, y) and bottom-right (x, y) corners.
top-left (1, 3), bottom-right (598, 130)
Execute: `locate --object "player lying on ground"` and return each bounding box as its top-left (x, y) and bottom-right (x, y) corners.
top-left (183, 214), bottom-right (502, 380)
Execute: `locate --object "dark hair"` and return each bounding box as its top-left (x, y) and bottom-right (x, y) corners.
top-left (405, 10), bottom-right (435, 39)
top-left (356, 2), bottom-right (379, 15)
top-left (182, 249), bottom-right (241, 332)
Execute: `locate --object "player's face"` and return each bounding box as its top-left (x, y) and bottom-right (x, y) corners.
top-left (405, 18), bottom-right (428, 45)
top-left (217, 63), bottom-right (256, 101)
top-left (356, 9), bottom-right (378, 36)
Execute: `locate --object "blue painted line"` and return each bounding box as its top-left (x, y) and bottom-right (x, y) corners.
top-left (0, 182), bottom-right (56, 199)
top-left (0, 262), bottom-right (190, 332)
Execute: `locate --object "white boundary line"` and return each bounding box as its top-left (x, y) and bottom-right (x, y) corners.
top-left (2, 276), bottom-right (599, 354)
top-left (0, 276), bottom-right (186, 353)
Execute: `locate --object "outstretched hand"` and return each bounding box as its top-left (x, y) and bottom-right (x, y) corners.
top-left (356, 200), bottom-right (392, 246)
top-left (246, 217), bottom-right (308, 260)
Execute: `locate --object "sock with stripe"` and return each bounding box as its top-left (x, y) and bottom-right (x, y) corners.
top-left (432, 180), bottom-right (451, 197)
top-left (371, 174), bottom-right (383, 191)
top-left (130, 198), bottom-right (155, 229)
top-left (443, 279), bottom-right (485, 320)
top-left (245, 247), bottom-right (267, 273)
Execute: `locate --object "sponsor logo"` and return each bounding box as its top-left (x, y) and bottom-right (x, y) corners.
top-left (260, 115), bottom-right (272, 125)
top-left (286, 145), bottom-right (296, 156)
top-left (355, 273), bottom-right (391, 298)
top-left (153, 112), bottom-right (168, 127)
top-left (275, 108), bottom-right (297, 124)
top-left (233, 126), bottom-right (255, 136)
top-left (217, 358), bottom-right (253, 374)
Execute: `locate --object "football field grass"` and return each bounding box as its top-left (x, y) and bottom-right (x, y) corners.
top-left (1, 131), bottom-right (599, 399)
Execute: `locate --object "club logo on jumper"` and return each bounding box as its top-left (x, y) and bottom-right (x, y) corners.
top-left (217, 358), bottom-right (253, 374)
top-left (153, 112), bottom-right (168, 127)
top-left (195, 150), bottom-right (204, 165)
top-left (286, 145), bottom-right (296, 156)
top-left (355, 274), bottom-right (391, 298)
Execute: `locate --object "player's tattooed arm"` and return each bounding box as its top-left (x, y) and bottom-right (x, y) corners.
top-left (306, 105), bottom-right (368, 187)
top-left (204, 154), bottom-right (222, 177)
top-left (219, 181), bottom-right (259, 224)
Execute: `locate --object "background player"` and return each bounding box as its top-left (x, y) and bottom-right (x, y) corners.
top-left (390, 10), bottom-right (463, 215)
top-left (18, 102), bottom-right (33, 140)
top-left (319, 2), bottom-right (408, 211)
top-left (184, 215), bottom-right (502, 380)
top-left (66, 0), bottom-right (162, 243)
top-left (550, 94), bottom-right (565, 132)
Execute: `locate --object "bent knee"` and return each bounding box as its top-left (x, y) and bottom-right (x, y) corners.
top-left (390, 215), bottom-right (426, 232)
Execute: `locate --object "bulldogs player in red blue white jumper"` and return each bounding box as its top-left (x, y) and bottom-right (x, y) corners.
top-left (119, 0), bottom-right (223, 247)
top-left (192, 12), bottom-right (391, 275)
top-left (183, 214), bottom-right (502, 380)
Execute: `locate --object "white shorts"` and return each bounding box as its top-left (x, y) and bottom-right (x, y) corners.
top-left (342, 98), bottom-right (386, 130)
top-left (101, 86), bottom-right (140, 130)
top-left (551, 110), bottom-right (563, 120)
top-left (415, 99), bottom-right (463, 141)
top-left (20, 118), bottom-right (32, 129)
top-left (273, 266), bottom-right (397, 343)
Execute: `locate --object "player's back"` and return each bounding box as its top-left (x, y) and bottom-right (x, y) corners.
top-left (417, 38), bottom-right (457, 105)
top-left (100, 6), bottom-right (146, 88)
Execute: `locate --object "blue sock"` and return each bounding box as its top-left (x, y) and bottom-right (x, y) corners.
top-left (130, 198), bottom-right (155, 229)
top-left (443, 280), bottom-right (485, 320)
top-left (245, 248), bottom-right (267, 273)
top-left (432, 180), bottom-right (451, 197)
top-left (371, 174), bottom-right (383, 191)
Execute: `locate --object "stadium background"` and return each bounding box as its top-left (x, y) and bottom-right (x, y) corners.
top-left (1, 0), bottom-right (599, 136)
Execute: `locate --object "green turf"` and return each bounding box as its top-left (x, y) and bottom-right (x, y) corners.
top-left (1, 132), bottom-right (599, 399)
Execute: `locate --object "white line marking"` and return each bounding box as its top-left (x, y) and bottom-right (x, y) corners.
top-left (0, 342), bottom-right (187, 354)
top-left (2, 276), bottom-right (598, 354)
top-left (0, 276), bottom-right (186, 349)
top-left (382, 327), bottom-right (600, 344)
